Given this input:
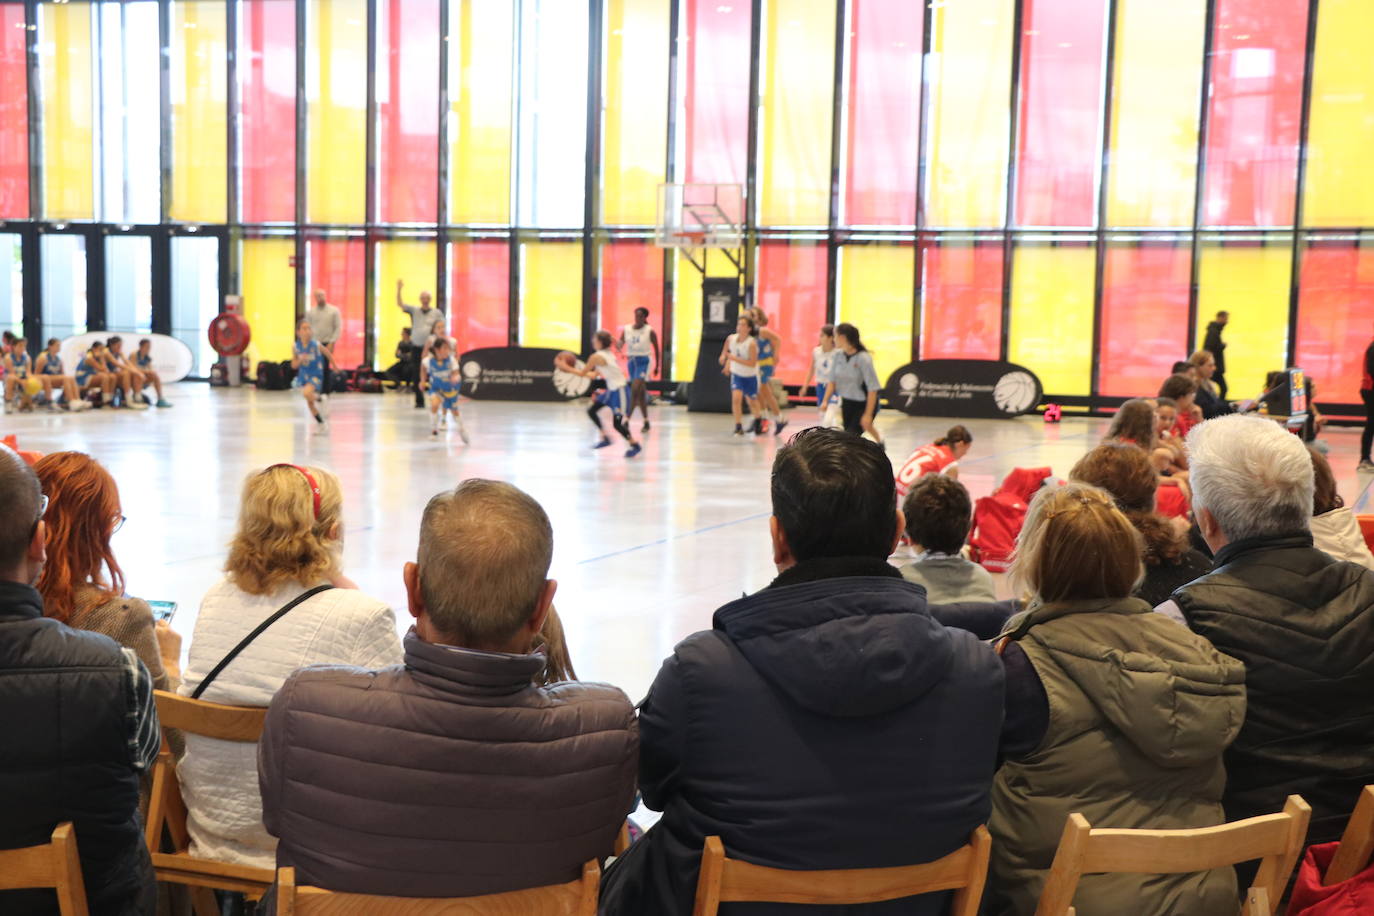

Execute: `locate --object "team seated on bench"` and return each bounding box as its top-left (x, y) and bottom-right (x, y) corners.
top-left (2, 416), bottom-right (1373, 914)
top-left (2, 332), bottom-right (171, 413)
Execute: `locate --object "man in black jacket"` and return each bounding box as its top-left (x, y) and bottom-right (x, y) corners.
top-left (1202, 310), bottom-right (1228, 398)
top-left (0, 445), bottom-right (160, 915)
top-left (600, 428), bottom-right (1005, 916)
top-left (1165, 415), bottom-right (1374, 855)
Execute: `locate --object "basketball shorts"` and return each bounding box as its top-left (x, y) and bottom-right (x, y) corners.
top-left (75, 369), bottom-right (94, 388)
top-left (759, 364), bottom-right (775, 383)
top-left (430, 384), bottom-right (460, 410)
top-left (815, 384), bottom-right (835, 405)
top-left (731, 374), bottom-right (759, 398)
top-left (294, 368), bottom-right (323, 391)
top-left (596, 386), bottom-right (629, 414)
top-left (627, 355), bottom-right (651, 381)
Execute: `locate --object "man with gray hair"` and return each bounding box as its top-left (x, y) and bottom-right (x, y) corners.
top-left (0, 445), bottom-right (161, 914)
top-left (258, 479), bottom-right (637, 899)
top-left (1163, 414), bottom-right (1374, 855)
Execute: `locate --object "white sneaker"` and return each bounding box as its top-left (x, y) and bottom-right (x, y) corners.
top-left (458, 421), bottom-right (470, 445)
top-left (70, 399), bottom-right (92, 412)
top-left (128, 398), bottom-right (149, 410)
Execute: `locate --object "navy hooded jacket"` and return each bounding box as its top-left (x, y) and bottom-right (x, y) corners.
top-left (599, 556), bottom-right (1005, 915)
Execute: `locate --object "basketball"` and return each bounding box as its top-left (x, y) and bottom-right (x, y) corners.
top-left (23, 377), bottom-right (42, 397)
top-left (553, 351), bottom-right (578, 372)
top-left (993, 371), bottom-right (1039, 416)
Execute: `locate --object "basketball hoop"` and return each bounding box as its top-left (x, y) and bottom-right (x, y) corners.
top-left (656, 183), bottom-right (745, 276)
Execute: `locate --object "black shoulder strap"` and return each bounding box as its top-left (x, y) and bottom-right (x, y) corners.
top-left (191, 584), bottom-right (334, 700)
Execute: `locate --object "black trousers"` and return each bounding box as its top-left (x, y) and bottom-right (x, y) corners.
top-left (589, 402), bottom-right (632, 441)
top-left (1213, 369), bottom-right (1227, 400)
top-left (1362, 390), bottom-right (1374, 461)
top-left (840, 397), bottom-right (867, 434)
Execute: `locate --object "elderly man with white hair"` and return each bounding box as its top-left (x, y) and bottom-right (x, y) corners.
top-left (1159, 414), bottom-right (1374, 855)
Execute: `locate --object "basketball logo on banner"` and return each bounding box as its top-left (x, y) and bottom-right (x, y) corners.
top-left (994, 371), bottom-right (1039, 415)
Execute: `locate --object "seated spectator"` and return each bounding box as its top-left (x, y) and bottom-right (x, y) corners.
top-left (34, 451), bottom-right (181, 694)
top-left (258, 480), bottom-right (637, 898)
top-left (1165, 415), bottom-right (1374, 853)
top-left (1069, 443), bottom-right (1212, 606)
top-left (1158, 372), bottom-right (1200, 441)
top-left (1189, 350), bottom-right (1232, 419)
top-left (1308, 446), bottom-right (1374, 570)
top-left (899, 475), bottom-right (996, 603)
top-left (989, 483), bottom-right (1245, 916)
top-left (1104, 399), bottom-right (1190, 515)
top-left (1153, 397), bottom-right (1189, 471)
top-left (600, 427), bottom-right (1004, 916)
top-left (0, 445), bottom-right (160, 915)
top-left (179, 464), bottom-right (402, 869)
top-left (386, 327), bottom-right (418, 390)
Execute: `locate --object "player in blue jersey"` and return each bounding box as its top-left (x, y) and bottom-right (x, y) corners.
top-left (3, 337), bottom-right (36, 413)
top-left (420, 336), bottom-right (469, 444)
top-left (616, 307), bottom-right (660, 433)
top-left (133, 339), bottom-right (172, 407)
top-left (292, 319), bottom-right (335, 429)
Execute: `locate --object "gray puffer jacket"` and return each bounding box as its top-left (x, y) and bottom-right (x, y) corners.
top-left (257, 628), bottom-right (638, 898)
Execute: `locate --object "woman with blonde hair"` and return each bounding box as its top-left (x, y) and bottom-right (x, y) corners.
top-left (1189, 349), bottom-right (1233, 419)
top-left (178, 464), bottom-right (402, 869)
top-left (987, 482), bottom-right (1246, 916)
top-left (35, 451), bottom-right (180, 691)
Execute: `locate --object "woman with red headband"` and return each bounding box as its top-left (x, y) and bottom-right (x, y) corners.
top-left (178, 463), bottom-right (402, 870)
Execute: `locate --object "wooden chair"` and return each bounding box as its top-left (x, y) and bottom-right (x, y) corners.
top-left (1324, 785), bottom-right (1374, 885)
top-left (144, 690), bottom-right (274, 916)
top-left (274, 861), bottom-right (600, 915)
top-left (0, 822), bottom-right (89, 915)
top-left (690, 826), bottom-right (991, 916)
top-left (1033, 795), bottom-right (1311, 916)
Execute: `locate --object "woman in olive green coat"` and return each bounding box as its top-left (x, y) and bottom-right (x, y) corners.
top-left (988, 483), bottom-right (1247, 916)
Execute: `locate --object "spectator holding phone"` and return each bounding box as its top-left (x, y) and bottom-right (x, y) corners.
top-left (34, 451), bottom-right (181, 693)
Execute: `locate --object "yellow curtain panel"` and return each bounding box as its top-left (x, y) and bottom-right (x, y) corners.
top-left (1105, 0), bottom-right (1205, 227)
top-left (308, 0), bottom-right (367, 224)
top-left (923, 0), bottom-right (1013, 228)
top-left (240, 238), bottom-right (296, 364)
top-left (376, 240), bottom-right (439, 370)
top-left (520, 242), bottom-right (582, 351)
top-left (40, 3), bottom-right (94, 220)
top-left (1196, 242), bottom-right (1291, 397)
top-left (602, 0), bottom-right (669, 226)
top-left (1303, 0), bottom-right (1374, 227)
top-left (758, 0), bottom-right (835, 227)
top-left (1008, 244), bottom-right (1095, 396)
top-left (449, 0), bottom-right (514, 224)
top-left (838, 246), bottom-right (915, 383)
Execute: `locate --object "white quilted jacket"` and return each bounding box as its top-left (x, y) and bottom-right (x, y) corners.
top-left (177, 578), bottom-right (404, 868)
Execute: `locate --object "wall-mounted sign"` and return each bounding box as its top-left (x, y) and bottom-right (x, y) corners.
top-left (882, 359), bottom-right (1043, 419)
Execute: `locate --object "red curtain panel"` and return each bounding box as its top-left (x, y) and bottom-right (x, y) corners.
top-left (684, 0), bottom-right (751, 187)
top-left (0, 4), bottom-right (28, 219)
top-left (1296, 242), bottom-right (1374, 404)
top-left (240, 0), bottom-right (296, 223)
top-left (1097, 242), bottom-right (1191, 397)
top-left (600, 242), bottom-right (664, 361)
top-left (920, 241), bottom-right (1003, 360)
top-left (379, 0), bottom-right (440, 224)
top-left (448, 240), bottom-right (509, 353)
top-left (309, 239), bottom-right (366, 368)
top-left (755, 241), bottom-right (827, 384)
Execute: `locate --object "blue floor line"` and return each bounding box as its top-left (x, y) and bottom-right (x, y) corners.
top-left (578, 511), bottom-right (772, 565)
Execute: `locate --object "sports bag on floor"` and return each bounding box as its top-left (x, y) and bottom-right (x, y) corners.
top-left (969, 466), bottom-right (1053, 573)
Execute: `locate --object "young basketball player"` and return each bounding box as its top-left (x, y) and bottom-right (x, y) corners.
top-left (578, 331), bottom-right (641, 458)
top-left (617, 307), bottom-right (659, 433)
top-left (803, 324), bottom-right (837, 419)
top-left (75, 341), bottom-right (118, 407)
top-left (420, 337), bottom-right (470, 443)
top-left (718, 314), bottom-right (765, 436)
top-left (749, 307), bottom-right (788, 436)
top-left (35, 338), bottom-right (87, 410)
top-left (894, 426), bottom-right (974, 501)
top-left (104, 337), bottom-right (148, 409)
top-left (3, 338), bottom-right (36, 413)
top-left (133, 339), bottom-right (172, 407)
top-left (292, 319), bottom-right (333, 428)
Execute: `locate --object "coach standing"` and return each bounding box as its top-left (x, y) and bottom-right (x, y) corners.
top-left (308, 289), bottom-right (342, 396)
top-left (1360, 326), bottom-right (1374, 472)
top-left (1203, 310), bottom-right (1228, 399)
top-left (397, 279), bottom-right (446, 408)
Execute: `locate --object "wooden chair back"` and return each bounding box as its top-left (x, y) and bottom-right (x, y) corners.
top-left (1033, 796), bottom-right (1311, 916)
top-left (690, 826), bottom-right (991, 916)
top-left (1324, 785), bottom-right (1374, 885)
top-left (0, 822), bottom-right (89, 915)
top-left (144, 691), bottom-right (274, 914)
top-left (274, 861), bottom-right (600, 915)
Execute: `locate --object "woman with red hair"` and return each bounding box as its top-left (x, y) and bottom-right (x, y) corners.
top-left (34, 451), bottom-right (180, 693)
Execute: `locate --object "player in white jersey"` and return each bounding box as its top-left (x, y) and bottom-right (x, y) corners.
top-left (803, 324), bottom-right (838, 420)
top-left (718, 314), bottom-right (765, 436)
top-left (616, 307), bottom-right (660, 433)
top-left (577, 331), bottom-right (642, 458)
